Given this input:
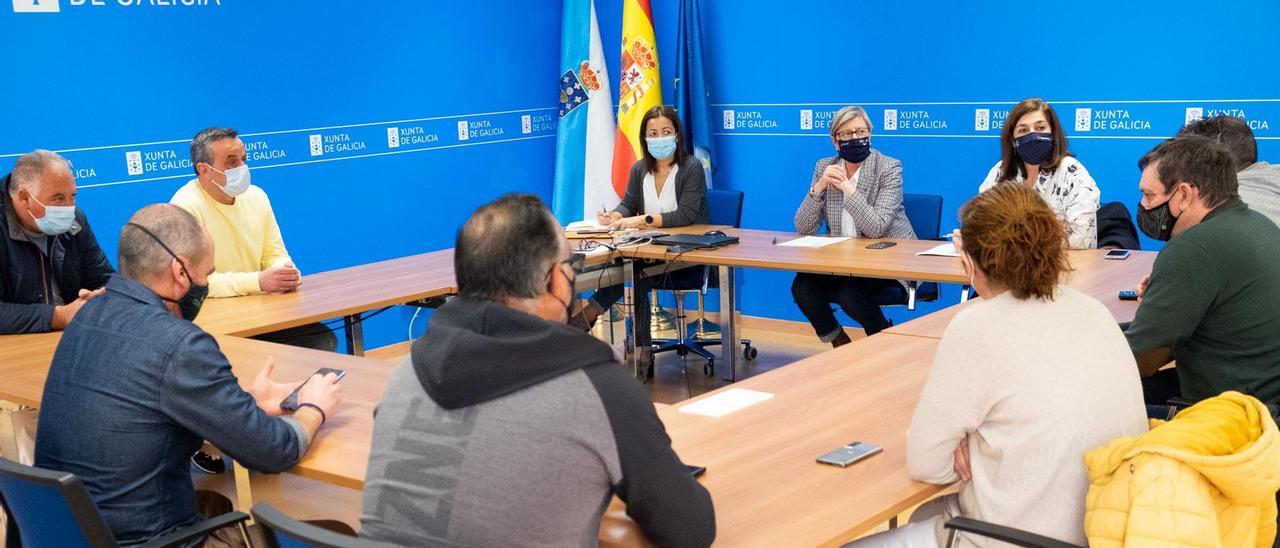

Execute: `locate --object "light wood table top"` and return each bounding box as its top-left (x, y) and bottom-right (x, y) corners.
top-left (601, 333), bottom-right (945, 547)
top-left (608, 227), bottom-right (969, 283)
top-left (886, 249), bottom-right (1156, 340)
top-left (195, 249), bottom-right (457, 337)
top-left (0, 333), bottom-right (385, 490)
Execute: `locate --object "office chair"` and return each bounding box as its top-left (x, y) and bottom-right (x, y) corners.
top-left (252, 504), bottom-right (389, 548)
top-left (943, 517), bottom-right (1083, 548)
top-left (869, 193), bottom-right (944, 311)
top-left (0, 457), bottom-right (248, 548)
top-left (650, 188), bottom-right (756, 377)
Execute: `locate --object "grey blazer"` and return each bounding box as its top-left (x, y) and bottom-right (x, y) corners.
top-left (614, 156), bottom-right (711, 227)
top-left (794, 150), bottom-right (917, 239)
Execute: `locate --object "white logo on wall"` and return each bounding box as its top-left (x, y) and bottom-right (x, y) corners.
top-left (722, 109), bottom-right (735, 130)
top-left (1074, 108), bottom-right (1092, 132)
top-left (386, 127), bottom-right (400, 149)
top-left (883, 109), bottom-right (898, 131)
top-left (125, 151), bottom-right (143, 176)
top-left (974, 109), bottom-right (990, 131)
top-left (521, 115), bottom-right (532, 134)
top-left (12, 0), bottom-right (59, 12)
top-left (457, 121), bottom-right (470, 141)
top-left (308, 134), bottom-right (323, 157)
top-left (1185, 107), bottom-right (1204, 125)
top-left (799, 109), bottom-right (813, 131)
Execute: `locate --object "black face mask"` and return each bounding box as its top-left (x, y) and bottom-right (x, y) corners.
top-left (837, 137), bottom-right (871, 164)
top-left (550, 254), bottom-right (584, 323)
top-left (125, 223), bottom-right (209, 321)
top-left (1013, 132), bottom-right (1054, 166)
top-left (1136, 187), bottom-right (1184, 242)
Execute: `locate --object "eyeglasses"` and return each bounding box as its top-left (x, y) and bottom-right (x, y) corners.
top-left (835, 128), bottom-right (870, 140)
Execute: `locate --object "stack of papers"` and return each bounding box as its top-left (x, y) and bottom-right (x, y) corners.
top-left (565, 220), bottom-right (608, 232)
top-left (916, 243), bottom-right (959, 257)
top-left (777, 236), bottom-right (849, 248)
top-left (678, 388), bottom-right (774, 417)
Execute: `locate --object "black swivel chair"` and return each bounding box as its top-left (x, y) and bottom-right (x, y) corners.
top-left (251, 504), bottom-right (391, 548)
top-left (943, 517), bottom-right (1084, 548)
top-left (0, 457), bottom-right (248, 548)
top-left (650, 188), bottom-right (756, 377)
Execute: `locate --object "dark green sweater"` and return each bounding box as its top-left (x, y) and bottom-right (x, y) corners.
top-left (1125, 198), bottom-right (1280, 402)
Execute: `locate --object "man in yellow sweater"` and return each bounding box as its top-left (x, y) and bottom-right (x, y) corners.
top-left (171, 127), bottom-right (336, 353)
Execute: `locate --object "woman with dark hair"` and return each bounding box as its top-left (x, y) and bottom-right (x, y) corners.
top-left (573, 105), bottom-right (710, 329)
top-left (847, 183), bottom-right (1146, 548)
top-left (978, 98), bottom-right (1100, 249)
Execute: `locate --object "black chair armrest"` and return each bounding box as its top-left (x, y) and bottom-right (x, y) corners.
top-left (943, 517), bottom-right (1082, 548)
top-left (141, 511), bottom-right (251, 548)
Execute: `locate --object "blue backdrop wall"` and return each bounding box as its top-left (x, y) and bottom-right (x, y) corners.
top-left (4, 1), bottom-right (1279, 348)
top-left (595, 0), bottom-right (1280, 329)
top-left (1, 1), bottom-right (561, 349)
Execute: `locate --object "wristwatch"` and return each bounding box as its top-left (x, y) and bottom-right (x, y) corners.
top-left (644, 214), bottom-right (654, 226)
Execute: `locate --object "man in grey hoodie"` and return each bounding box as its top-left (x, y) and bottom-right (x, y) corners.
top-left (1179, 114), bottom-right (1280, 228)
top-left (360, 193), bottom-right (715, 547)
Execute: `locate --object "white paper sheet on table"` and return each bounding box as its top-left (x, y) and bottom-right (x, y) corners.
top-left (916, 242), bottom-right (959, 257)
top-left (777, 236), bottom-right (849, 248)
top-left (678, 388), bottom-right (774, 417)
top-left (566, 219), bottom-right (607, 232)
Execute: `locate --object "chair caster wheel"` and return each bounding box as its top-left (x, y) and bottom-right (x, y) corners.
top-left (743, 345), bottom-right (758, 360)
top-left (703, 360), bottom-right (714, 377)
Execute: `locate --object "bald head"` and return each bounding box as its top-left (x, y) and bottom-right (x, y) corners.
top-left (118, 204), bottom-right (211, 282)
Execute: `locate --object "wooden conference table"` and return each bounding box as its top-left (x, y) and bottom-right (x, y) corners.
top-left (0, 231), bottom-right (1159, 546)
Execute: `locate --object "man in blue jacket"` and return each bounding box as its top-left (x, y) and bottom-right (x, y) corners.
top-left (0, 150), bottom-right (113, 334)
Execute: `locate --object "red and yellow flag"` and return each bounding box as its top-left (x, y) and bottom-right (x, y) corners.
top-left (610, 0), bottom-right (662, 196)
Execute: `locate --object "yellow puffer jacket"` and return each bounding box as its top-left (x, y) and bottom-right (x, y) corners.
top-left (1084, 391), bottom-right (1280, 547)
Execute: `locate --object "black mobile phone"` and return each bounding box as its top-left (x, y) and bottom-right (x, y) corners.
top-left (686, 464), bottom-right (707, 478)
top-left (866, 241), bottom-right (897, 250)
top-left (1118, 290), bottom-right (1139, 301)
top-left (280, 367), bottom-right (347, 411)
top-left (1105, 249), bottom-right (1130, 260)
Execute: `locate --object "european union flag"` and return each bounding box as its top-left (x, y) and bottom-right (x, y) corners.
top-left (559, 69), bottom-right (589, 118)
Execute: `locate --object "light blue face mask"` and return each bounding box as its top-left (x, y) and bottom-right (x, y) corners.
top-left (646, 135), bottom-right (677, 161)
top-left (208, 164), bottom-right (252, 197)
top-left (27, 194), bottom-right (76, 236)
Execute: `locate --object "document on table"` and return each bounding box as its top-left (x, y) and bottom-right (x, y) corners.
top-left (678, 388), bottom-right (774, 417)
top-left (777, 236), bottom-right (849, 248)
top-left (565, 219), bottom-right (609, 232)
top-left (916, 242), bottom-right (959, 257)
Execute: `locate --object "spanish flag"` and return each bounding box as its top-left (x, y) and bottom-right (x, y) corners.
top-left (611, 0), bottom-right (663, 196)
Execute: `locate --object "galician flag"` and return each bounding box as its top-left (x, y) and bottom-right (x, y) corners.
top-left (552, 0), bottom-right (617, 223)
top-left (610, 0), bottom-right (663, 196)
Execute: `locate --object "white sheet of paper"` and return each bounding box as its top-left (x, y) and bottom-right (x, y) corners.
top-left (678, 388), bottom-right (774, 417)
top-left (777, 236), bottom-right (849, 248)
top-left (566, 220), bottom-right (607, 232)
top-left (916, 242), bottom-right (959, 257)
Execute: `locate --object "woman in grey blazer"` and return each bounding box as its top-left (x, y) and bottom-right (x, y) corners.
top-left (573, 106), bottom-right (711, 330)
top-left (792, 106), bottom-right (917, 347)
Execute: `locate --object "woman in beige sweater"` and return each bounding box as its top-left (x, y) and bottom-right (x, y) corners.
top-left (849, 183), bottom-right (1147, 547)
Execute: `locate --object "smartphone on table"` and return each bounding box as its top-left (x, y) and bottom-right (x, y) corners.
top-left (817, 441), bottom-right (883, 467)
top-left (280, 367), bottom-right (346, 411)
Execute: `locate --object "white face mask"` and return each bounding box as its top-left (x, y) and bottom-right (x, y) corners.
top-left (208, 164), bottom-right (252, 197)
top-left (27, 194), bottom-right (77, 236)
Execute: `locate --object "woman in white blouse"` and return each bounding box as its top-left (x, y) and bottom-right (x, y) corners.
top-left (978, 98), bottom-right (1100, 249)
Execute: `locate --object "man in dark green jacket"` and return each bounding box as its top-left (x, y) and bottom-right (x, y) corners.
top-left (1126, 135), bottom-right (1280, 405)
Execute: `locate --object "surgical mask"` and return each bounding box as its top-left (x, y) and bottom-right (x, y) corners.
top-left (646, 136), bottom-right (677, 161)
top-left (1013, 132), bottom-right (1053, 166)
top-left (837, 137), bottom-right (872, 164)
top-left (27, 194), bottom-right (76, 236)
top-left (125, 222), bottom-right (210, 321)
top-left (208, 164), bottom-right (252, 197)
top-left (1137, 187), bottom-right (1184, 242)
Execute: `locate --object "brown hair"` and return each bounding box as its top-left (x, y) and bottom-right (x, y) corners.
top-left (997, 98), bottom-right (1072, 182)
top-left (959, 182), bottom-right (1070, 300)
top-left (638, 105), bottom-right (687, 174)
top-left (1138, 135), bottom-right (1239, 208)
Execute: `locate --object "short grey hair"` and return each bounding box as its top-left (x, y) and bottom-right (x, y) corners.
top-left (8, 150), bottom-right (71, 196)
top-left (189, 127), bottom-right (238, 175)
top-left (118, 204), bottom-right (209, 281)
top-left (829, 106), bottom-right (873, 139)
